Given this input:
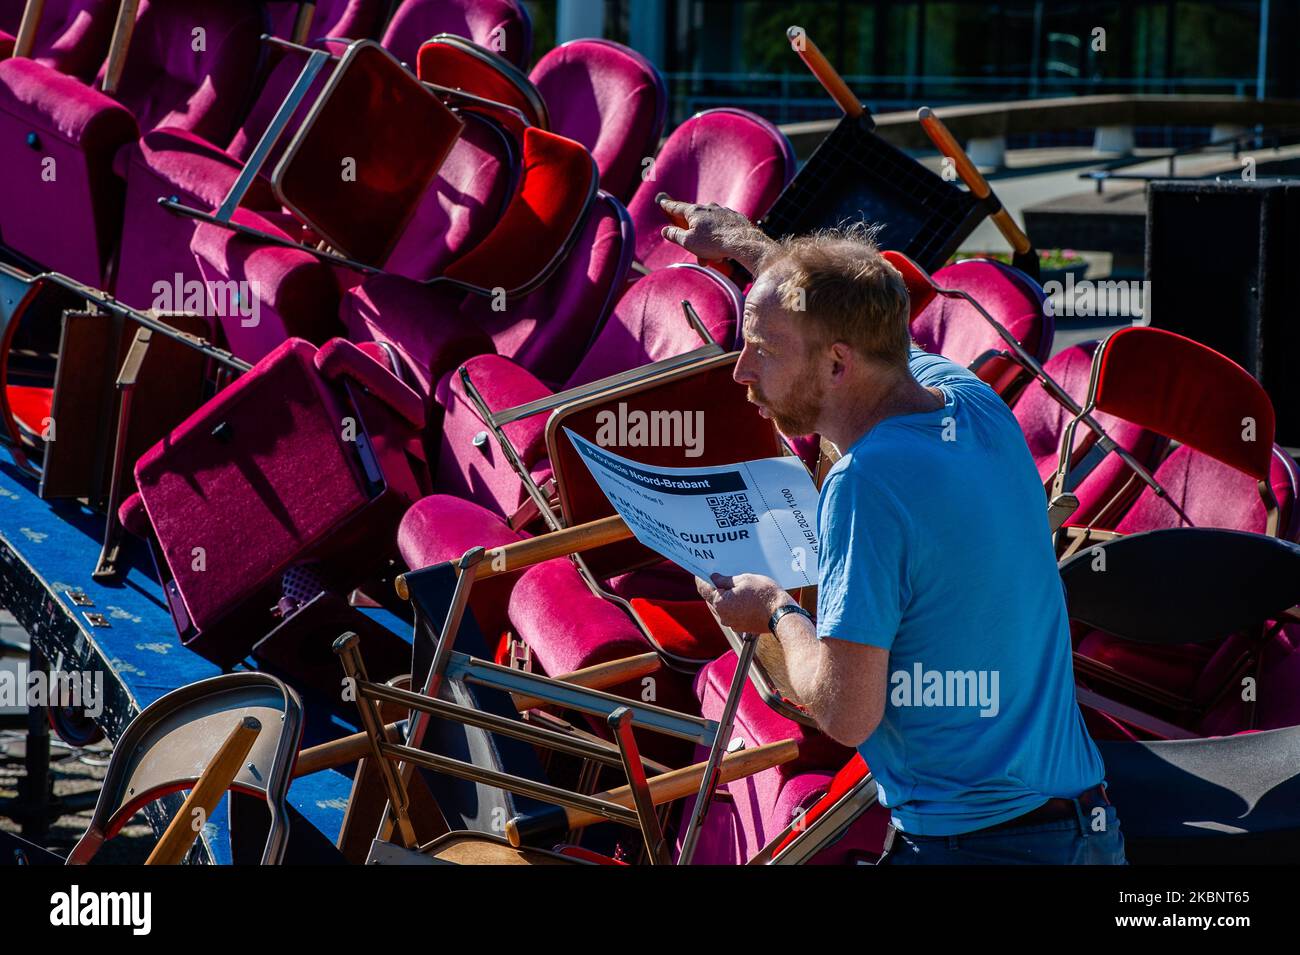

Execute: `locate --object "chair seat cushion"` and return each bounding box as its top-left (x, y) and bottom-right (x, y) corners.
top-left (629, 596), bottom-right (730, 661)
top-left (397, 493), bottom-right (528, 640)
top-left (342, 275), bottom-right (495, 399)
top-left (694, 650), bottom-right (853, 777)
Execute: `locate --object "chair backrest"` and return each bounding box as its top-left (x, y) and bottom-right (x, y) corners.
top-left (1093, 327), bottom-right (1276, 480)
top-left (272, 39), bottom-right (466, 266)
top-left (96, 0), bottom-right (264, 142)
top-left (417, 33), bottom-right (547, 133)
top-left (627, 108), bottom-right (795, 271)
top-left (530, 38), bottom-right (666, 204)
top-left (563, 262), bottom-right (743, 390)
top-left (66, 673), bottom-right (303, 865)
top-left (910, 257), bottom-right (1051, 391)
top-left (1081, 327), bottom-right (1291, 536)
top-left (380, 0), bottom-right (531, 68)
top-left (1012, 341), bottom-right (1167, 527)
top-left (1, 0), bottom-right (116, 81)
top-left (471, 190), bottom-right (635, 387)
top-left (1059, 527), bottom-right (1300, 646)
top-left (226, 0), bottom-right (389, 163)
top-left (383, 109), bottom-right (518, 281)
top-left (1099, 724), bottom-right (1300, 863)
top-left (546, 352), bottom-right (785, 579)
top-left (440, 125), bottom-right (601, 299)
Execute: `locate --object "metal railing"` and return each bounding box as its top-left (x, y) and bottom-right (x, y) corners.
top-left (1082, 124), bottom-right (1300, 192)
top-left (663, 71), bottom-right (1257, 124)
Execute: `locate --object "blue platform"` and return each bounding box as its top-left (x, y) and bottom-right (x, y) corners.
top-left (0, 449), bottom-right (398, 862)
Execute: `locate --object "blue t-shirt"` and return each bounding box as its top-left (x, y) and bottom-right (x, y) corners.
top-left (816, 348), bottom-right (1104, 836)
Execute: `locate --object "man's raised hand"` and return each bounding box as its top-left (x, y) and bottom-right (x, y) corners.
top-left (656, 193), bottom-right (777, 274)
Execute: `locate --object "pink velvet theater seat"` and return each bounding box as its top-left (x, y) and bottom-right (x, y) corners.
top-left (529, 38), bottom-right (665, 205)
top-left (1012, 341), bottom-right (1167, 527)
top-left (626, 108), bottom-right (794, 272)
top-left (344, 148), bottom-right (628, 400)
top-left (123, 336), bottom-right (431, 665)
top-left (433, 262), bottom-right (742, 518)
top-left (115, 0), bottom-right (528, 309)
top-left (909, 257), bottom-right (1051, 400)
top-left (0, 0), bottom-right (116, 81)
top-left (380, 0), bottom-right (531, 67)
top-left (112, 0), bottom-right (387, 308)
top-left (0, 0), bottom-right (262, 285)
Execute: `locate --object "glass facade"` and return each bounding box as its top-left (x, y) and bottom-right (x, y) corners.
top-left (523, 0), bottom-right (1289, 129)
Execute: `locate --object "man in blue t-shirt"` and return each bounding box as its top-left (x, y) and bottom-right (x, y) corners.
top-left (658, 195), bottom-right (1124, 864)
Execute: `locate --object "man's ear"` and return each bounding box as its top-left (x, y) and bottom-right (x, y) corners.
top-left (828, 341), bottom-right (854, 380)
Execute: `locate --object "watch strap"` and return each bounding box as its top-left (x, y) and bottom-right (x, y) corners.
top-left (768, 603), bottom-right (812, 635)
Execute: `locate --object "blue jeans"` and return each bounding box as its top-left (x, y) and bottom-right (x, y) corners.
top-left (879, 803), bottom-right (1127, 865)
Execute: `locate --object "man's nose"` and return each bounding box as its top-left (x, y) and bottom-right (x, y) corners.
top-left (733, 349), bottom-right (756, 385)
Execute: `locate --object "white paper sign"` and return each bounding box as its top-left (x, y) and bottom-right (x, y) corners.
top-left (564, 429), bottom-right (821, 588)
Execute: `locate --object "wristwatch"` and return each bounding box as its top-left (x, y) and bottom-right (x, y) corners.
top-left (768, 603), bottom-right (813, 636)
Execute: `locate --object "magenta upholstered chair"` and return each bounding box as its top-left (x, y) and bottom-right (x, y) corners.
top-left (909, 257), bottom-right (1052, 400)
top-left (121, 336), bottom-right (431, 665)
top-left (530, 38), bottom-right (666, 205)
top-left (0, 0), bottom-right (116, 80)
top-left (189, 110), bottom-right (518, 362)
top-left (1012, 341), bottom-right (1168, 529)
top-left (343, 188), bottom-right (631, 399)
top-left (0, 0), bottom-right (263, 285)
top-left (626, 108), bottom-right (794, 272)
top-left (426, 262), bottom-right (741, 521)
top-left (381, 0), bottom-right (531, 68)
top-left (111, 0), bottom-right (389, 308)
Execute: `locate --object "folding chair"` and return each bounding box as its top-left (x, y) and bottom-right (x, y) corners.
top-left (342, 519), bottom-right (801, 865)
top-left (1061, 527), bottom-right (1300, 736)
top-left (759, 29), bottom-right (1035, 275)
top-left (66, 672), bottom-right (304, 865)
top-left (1050, 326), bottom-right (1299, 555)
top-left (162, 38), bottom-right (466, 277)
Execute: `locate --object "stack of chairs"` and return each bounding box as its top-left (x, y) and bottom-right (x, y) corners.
top-left (15, 5), bottom-right (1298, 865)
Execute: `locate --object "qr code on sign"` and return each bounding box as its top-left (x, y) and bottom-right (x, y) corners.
top-left (706, 493), bottom-right (758, 528)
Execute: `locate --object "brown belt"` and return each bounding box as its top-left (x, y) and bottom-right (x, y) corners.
top-left (981, 783), bottom-right (1110, 834)
top-left (894, 784), bottom-right (1111, 842)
